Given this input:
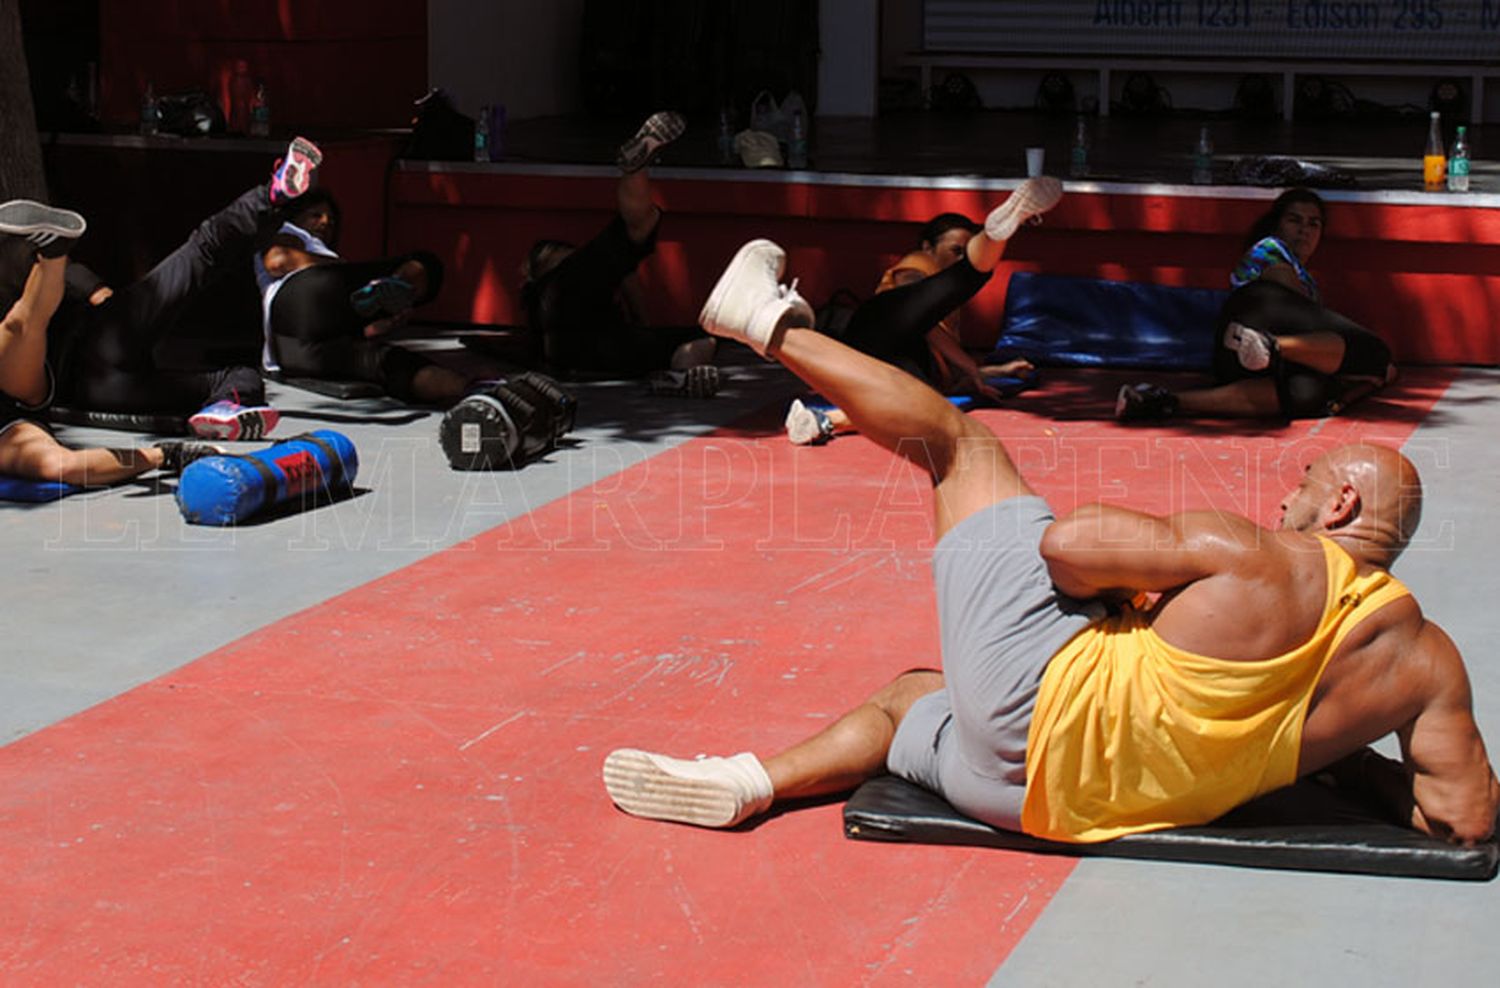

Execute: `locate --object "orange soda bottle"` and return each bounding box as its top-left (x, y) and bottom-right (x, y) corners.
top-left (1424, 111), bottom-right (1446, 190)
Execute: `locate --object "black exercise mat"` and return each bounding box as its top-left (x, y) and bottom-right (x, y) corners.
top-left (843, 774), bottom-right (1498, 881)
top-left (49, 406), bottom-right (187, 436)
top-left (267, 374), bottom-right (384, 400)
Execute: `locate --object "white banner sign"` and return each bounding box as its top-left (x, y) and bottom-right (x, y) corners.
top-left (924, 1), bottom-right (1500, 60)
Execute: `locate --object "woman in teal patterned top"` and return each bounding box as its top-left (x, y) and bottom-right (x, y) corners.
top-left (1118, 188), bottom-right (1395, 421)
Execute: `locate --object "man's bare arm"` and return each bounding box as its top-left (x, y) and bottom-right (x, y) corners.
top-left (1039, 505), bottom-right (1258, 599)
top-left (1399, 622), bottom-right (1500, 844)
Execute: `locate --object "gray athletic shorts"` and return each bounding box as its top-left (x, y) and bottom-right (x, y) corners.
top-left (886, 496), bottom-right (1105, 830)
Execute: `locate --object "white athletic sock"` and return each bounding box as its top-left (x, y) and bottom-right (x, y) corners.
top-left (603, 749), bottom-right (775, 828)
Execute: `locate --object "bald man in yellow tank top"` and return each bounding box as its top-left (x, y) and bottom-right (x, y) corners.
top-left (603, 233), bottom-right (1499, 847)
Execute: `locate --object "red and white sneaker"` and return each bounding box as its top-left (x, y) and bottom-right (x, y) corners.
top-left (269, 136), bottom-right (324, 204)
top-left (188, 401), bottom-right (280, 441)
top-left (698, 239), bottom-right (814, 357)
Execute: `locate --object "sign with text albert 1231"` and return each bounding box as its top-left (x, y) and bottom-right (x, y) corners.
top-left (924, 0), bottom-right (1500, 60)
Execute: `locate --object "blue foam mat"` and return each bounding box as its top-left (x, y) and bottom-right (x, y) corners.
top-left (990, 271), bottom-right (1229, 370)
top-left (0, 475), bottom-right (84, 503)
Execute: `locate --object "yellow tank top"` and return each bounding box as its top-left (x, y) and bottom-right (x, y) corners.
top-left (1020, 537), bottom-right (1410, 843)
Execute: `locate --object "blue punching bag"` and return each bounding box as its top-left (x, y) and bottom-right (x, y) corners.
top-left (176, 430), bottom-right (359, 526)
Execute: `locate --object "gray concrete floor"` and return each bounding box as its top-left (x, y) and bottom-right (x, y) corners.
top-left (0, 357), bottom-right (798, 744)
top-left (4, 357), bottom-right (1497, 985)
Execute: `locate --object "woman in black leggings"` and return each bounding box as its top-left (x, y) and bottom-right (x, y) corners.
top-left (259, 191), bottom-right (465, 405)
top-left (1117, 188), bottom-right (1394, 421)
top-left (50, 182), bottom-right (274, 420)
top-left (785, 179), bottom-right (1061, 445)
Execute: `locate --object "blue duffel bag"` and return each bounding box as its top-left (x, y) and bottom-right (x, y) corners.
top-left (176, 430), bottom-right (359, 526)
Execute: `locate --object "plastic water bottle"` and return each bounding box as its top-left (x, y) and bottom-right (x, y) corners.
top-left (1192, 126), bottom-right (1213, 185)
top-left (788, 108), bottom-right (809, 169)
top-left (474, 104), bottom-right (491, 163)
top-left (716, 106), bottom-right (735, 165)
top-left (248, 83), bottom-right (270, 137)
top-left (1424, 111), bottom-right (1446, 191)
top-left (1447, 125), bottom-right (1470, 192)
top-left (1069, 117), bottom-right (1089, 178)
top-left (138, 82), bottom-right (160, 136)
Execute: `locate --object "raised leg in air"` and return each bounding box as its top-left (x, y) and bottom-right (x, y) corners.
top-left (602, 236), bottom-right (1043, 829)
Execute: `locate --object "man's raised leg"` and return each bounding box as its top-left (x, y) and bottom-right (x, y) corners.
top-left (601, 239), bottom-right (1045, 830)
top-left (700, 238), bottom-right (1035, 539)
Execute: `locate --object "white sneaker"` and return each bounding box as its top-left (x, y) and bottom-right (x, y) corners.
top-left (1224, 321), bottom-right (1275, 371)
top-left (984, 176), bottom-right (1065, 242)
top-left (602, 748), bottom-right (774, 828)
top-left (698, 239), bottom-right (814, 356)
top-left (784, 398), bottom-right (834, 446)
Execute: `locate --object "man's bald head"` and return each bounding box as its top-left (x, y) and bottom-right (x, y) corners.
top-left (1279, 442), bottom-right (1423, 565)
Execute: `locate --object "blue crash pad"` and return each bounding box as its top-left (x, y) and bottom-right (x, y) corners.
top-left (0, 475), bottom-right (83, 503)
top-left (990, 271), bottom-right (1229, 371)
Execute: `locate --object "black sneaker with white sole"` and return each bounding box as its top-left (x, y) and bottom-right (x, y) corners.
top-left (616, 111), bottom-right (686, 173)
top-left (0, 200), bottom-right (87, 258)
top-left (157, 440), bottom-right (228, 474)
top-left (648, 365), bottom-right (721, 399)
top-left (1115, 383), bottom-right (1180, 422)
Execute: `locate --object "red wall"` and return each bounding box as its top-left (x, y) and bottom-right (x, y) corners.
top-left (388, 169), bottom-right (1500, 366)
top-left (98, 0), bottom-right (427, 131)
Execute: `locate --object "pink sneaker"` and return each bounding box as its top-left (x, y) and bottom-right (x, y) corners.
top-left (269, 136), bottom-right (324, 204)
top-left (189, 401), bottom-right (280, 441)
top-left (698, 239), bottom-right (814, 356)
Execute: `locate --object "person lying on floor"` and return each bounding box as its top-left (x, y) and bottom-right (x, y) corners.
top-left (0, 142), bottom-right (324, 443)
top-left (256, 187), bottom-right (470, 405)
top-left (602, 237), bottom-right (1499, 846)
top-left (1117, 187), bottom-right (1396, 421)
top-left (520, 110), bottom-right (722, 398)
top-left (0, 203), bottom-right (227, 485)
top-left (783, 198), bottom-right (1051, 446)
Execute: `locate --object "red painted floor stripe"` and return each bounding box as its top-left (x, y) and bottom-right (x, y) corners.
top-left (0, 369), bottom-right (1452, 985)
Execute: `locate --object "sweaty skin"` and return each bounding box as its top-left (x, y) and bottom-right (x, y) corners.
top-left (1040, 443), bottom-right (1499, 844)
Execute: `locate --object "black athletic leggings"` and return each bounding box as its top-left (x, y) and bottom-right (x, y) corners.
top-left (53, 185), bottom-right (271, 414)
top-left (269, 252), bottom-right (443, 402)
top-left (842, 255), bottom-right (992, 383)
top-left (1213, 280), bottom-right (1391, 417)
top-left (530, 215), bottom-right (705, 375)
